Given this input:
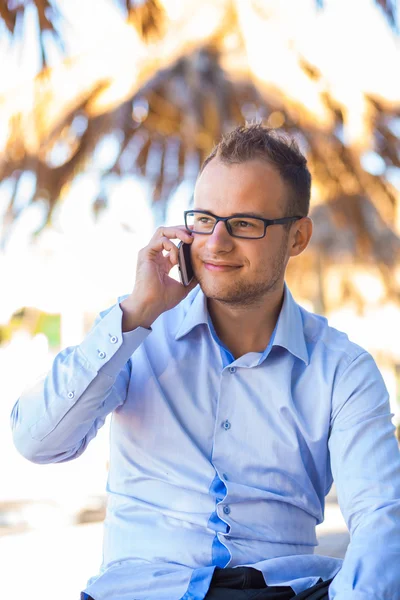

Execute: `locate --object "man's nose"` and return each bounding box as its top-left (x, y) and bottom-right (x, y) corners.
top-left (204, 220), bottom-right (234, 251)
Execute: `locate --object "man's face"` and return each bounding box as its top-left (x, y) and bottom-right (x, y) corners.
top-left (190, 158), bottom-right (293, 306)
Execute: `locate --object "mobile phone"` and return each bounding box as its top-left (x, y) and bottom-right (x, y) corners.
top-left (177, 241), bottom-right (194, 286)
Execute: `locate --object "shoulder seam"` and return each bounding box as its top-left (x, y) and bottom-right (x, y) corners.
top-left (300, 308), bottom-right (366, 363)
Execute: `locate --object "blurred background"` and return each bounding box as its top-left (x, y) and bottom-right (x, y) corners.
top-left (0, 0), bottom-right (399, 598)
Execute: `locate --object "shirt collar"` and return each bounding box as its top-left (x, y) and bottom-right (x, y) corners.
top-left (273, 283), bottom-right (309, 365)
top-left (174, 283), bottom-right (309, 365)
top-left (174, 286), bottom-right (209, 340)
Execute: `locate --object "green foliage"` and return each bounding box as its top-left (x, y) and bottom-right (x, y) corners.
top-left (0, 308), bottom-right (60, 348)
top-left (33, 313), bottom-right (61, 347)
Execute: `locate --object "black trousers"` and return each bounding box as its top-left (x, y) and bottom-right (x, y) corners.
top-left (82, 566), bottom-right (332, 600)
top-left (204, 567), bottom-right (332, 599)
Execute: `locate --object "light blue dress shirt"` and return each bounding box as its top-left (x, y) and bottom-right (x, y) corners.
top-left (11, 284), bottom-right (400, 600)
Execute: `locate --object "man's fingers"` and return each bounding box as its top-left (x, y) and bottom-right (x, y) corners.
top-left (149, 237), bottom-right (179, 262)
top-left (152, 226), bottom-right (193, 245)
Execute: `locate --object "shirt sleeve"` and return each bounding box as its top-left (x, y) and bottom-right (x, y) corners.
top-left (10, 297), bottom-right (152, 464)
top-left (328, 351), bottom-right (400, 599)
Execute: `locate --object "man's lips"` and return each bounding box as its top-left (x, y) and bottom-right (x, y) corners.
top-left (203, 261), bottom-right (242, 271)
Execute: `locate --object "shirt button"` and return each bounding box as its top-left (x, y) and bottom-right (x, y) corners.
top-left (223, 505), bottom-right (231, 515)
top-left (98, 350), bottom-right (106, 359)
top-left (67, 391), bottom-right (75, 399)
top-left (222, 420), bottom-right (231, 430)
top-left (110, 335), bottom-right (118, 344)
top-left (229, 367), bottom-right (236, 374)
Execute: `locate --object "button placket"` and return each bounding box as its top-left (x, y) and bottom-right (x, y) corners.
top-left (212, 370), bottom-right (234, 526)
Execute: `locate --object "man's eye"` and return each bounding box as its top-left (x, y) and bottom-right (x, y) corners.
top-left (237, 220), bottom-right (253, 228)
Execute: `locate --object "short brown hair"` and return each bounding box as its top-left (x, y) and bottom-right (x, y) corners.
top-left (200, 124), bottom-right (311, 217)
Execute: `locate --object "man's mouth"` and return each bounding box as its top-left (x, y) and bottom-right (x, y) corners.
top-left (203, 261), bottom-right (241, 272)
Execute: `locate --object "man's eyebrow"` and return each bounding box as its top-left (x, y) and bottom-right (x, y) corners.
top-left (194, 209), bottom-right (266, 219)
top-left (230, 211), bottom-right (266, 218)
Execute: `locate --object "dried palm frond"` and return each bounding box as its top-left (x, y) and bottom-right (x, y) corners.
top-left (127, 0), bottom-right (166, 40)
top-left (0, 0), bottom-right (399, 286)
top-left (0, 0), bottom-right (64, 68)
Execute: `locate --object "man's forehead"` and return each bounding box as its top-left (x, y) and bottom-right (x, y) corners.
top-left (194, 158), bottom-right (286, 213)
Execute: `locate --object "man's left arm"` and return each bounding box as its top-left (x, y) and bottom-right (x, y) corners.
top-left (328, 351), bottom-right (400, 600)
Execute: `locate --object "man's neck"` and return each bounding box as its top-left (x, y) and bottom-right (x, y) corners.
top-left (207, 285), bottom-right (285, 359)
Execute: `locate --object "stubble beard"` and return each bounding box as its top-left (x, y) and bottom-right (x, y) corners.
top-left (195, 238), bottom-right (288, 308)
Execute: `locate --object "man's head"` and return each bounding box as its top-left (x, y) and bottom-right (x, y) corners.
top-left (189, 124), bottom-right (313, 306)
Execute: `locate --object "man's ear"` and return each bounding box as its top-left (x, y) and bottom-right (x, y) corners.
top-left (289, 217), bottom-right (313, 258)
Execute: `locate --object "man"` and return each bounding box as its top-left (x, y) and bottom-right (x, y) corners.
top-left (11, 125), bottom-right (400, 599)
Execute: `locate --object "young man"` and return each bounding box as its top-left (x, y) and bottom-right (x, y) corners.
top-left (11, 125), bottom-right (400, 599)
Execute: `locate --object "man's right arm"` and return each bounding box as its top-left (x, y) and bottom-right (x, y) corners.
top-left (10, 299), bottom-right (152, 465)
top-left (10, 224), bottom-right (197, 465)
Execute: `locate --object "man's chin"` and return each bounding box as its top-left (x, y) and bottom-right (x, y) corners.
top-left (197, 278), bottom-right (240, 303)
top-left (196, 278), bottom-right (225, 299)
top-left (197, 273), bottom-right (282, 306)
top-left (195, 268), bottom-right (260, 304)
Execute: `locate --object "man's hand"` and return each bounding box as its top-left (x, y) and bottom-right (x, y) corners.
top-left (120, 225), bottom-right (198, 331)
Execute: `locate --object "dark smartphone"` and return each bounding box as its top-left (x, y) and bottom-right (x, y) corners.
top-left (177, 241), bottom-right (194, 286)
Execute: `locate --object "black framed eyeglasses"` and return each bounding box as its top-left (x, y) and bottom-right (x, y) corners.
top-left (184, 210), bottom-right (303, 239)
